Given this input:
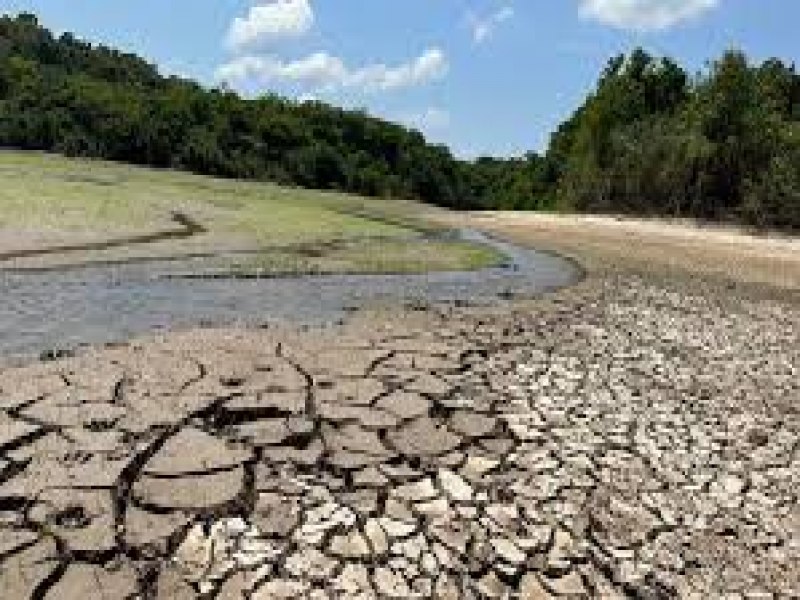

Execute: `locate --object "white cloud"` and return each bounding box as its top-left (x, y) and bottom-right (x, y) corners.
top-left (217, 47), bottom-right (448, 94)
top-left (578, 0), bottom-right (718, 31)
top-left (400, 107), bottom-right (451, 132)
top-left (226, 0), bottom-right (313, 51)
top-left (217, 53), bottom-right (344, 90)
top-left (469, 6), bottom-right (515, 44)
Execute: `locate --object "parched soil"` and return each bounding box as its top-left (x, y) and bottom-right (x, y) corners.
top-left (444, 212), bottom-right (800, 292)
top-left (0, 215), bottom-right (797, 599)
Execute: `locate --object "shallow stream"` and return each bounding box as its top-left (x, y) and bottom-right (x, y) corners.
top-left (0, 229), bottom-right (580, 359)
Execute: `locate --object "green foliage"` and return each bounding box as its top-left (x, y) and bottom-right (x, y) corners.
top-left (741, 125), bottom-right (800, 230)
top-left (0, 15), bottom-right (478, 209)
top-left (550, 48), bottom-right (800, 230)
top-left (0, 15), bottom-right (798, 227)
top-left (464, 154), bottom-right (557, 211)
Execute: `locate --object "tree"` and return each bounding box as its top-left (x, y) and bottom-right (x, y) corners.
top-left (549, 47), bottom-right (799, 230)
top-left (1, 16), bottom-right (798, 227)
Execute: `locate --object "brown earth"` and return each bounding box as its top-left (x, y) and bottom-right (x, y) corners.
top-left (0, 213), bottom-right (797, 599)
top-left (438, 212), bottom-right (800, 292)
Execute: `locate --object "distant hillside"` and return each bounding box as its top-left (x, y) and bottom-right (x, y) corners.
top-left (0, 14), bottom-right (798, 228)
top-left (0, 14), bottom-right (486, 209)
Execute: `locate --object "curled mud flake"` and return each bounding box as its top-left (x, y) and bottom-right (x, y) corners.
top-left (0, 538), bottom-right (61, 598)
top-left (251, 492), bottom-right (301, 538)
top-left (388, 416), bottom-right (463, 458)
top-left (154, 565), bottom-right (197, 600)
top-left (375, 390), bottom-right (431, 421)
top-left (22, 401), bottom-right (126, 431)
top-left (143, 427), bottom-right (252, 477)
top-left (0, 527), bottom-right (39, 558)
top-left (29, 489), bottom-right (117, 555)
top-left (43, 562), bottom-right (139, 600)
top-left (0, 368), bottom-right (67, 411)
top-left (0, 413), bottom-right (42, 452)
top-left (224, 390), bottom-right (308, 418)
top-left (313, 377), bottom-right (386, 408)
top-left (133, 466), bottom-right (247, 512)
top-left (123, 506), bottom-right (192, 554)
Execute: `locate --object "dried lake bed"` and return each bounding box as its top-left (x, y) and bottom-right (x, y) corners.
top-left (0, 216), bottom-right (797, 599)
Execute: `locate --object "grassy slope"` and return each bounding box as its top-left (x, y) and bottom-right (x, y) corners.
top-left (0, 150), bottom-right (502, 274)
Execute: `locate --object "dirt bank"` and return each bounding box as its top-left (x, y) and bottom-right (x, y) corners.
top-left (439, 211), bottom-right (800, 294)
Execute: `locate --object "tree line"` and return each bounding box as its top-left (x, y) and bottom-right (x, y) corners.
top-left (549, 48), bottom-right (800, 231)
top-left (0, 14), bottom-right (475, 209)
top-left (0, 14), bottom-right (798, 229)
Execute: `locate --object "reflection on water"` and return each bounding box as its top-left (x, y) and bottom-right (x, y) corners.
top-left (0, 230), bottom-right (580, 360)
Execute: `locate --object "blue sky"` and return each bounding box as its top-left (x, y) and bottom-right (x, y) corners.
top-left (1, 1), bottom-right (798, 157)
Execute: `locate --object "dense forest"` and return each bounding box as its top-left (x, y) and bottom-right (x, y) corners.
top-left (550, 48), bottom-right (800, 231)
top-left (0, 14), bottom-right (798, 229)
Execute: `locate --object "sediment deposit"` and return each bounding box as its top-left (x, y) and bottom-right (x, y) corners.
top-left (0, 269), bottom-right (796, 598)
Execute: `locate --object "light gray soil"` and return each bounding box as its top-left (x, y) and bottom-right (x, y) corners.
top-left (0, 215), bottom-right (797, 598)
top-left (0, 272), bottom-right (796, 598)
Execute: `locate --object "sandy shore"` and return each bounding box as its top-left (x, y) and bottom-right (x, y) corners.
top-left (0, 213), bottom-right (797, 598)
top-left (441, 211), bottom-right (800, 294)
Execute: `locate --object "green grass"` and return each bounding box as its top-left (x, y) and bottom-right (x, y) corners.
top-left (0, 150), bottom-right (503, 273)
top-left (0, 150), bottom-right (408, 240)
top-left (213, 238), bottom-right (504, 276)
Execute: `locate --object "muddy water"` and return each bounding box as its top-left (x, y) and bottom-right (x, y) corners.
top-left (0, 230), bottom-right (579, 359)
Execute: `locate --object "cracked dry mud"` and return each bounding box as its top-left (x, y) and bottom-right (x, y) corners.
top-left (0, 274), bottom-right (797, 599)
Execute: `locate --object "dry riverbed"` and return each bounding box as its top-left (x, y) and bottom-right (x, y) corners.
top-left (0, 214), bottom-right (797, 599)
top-left (450, 212), bottom-right (800, 292)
